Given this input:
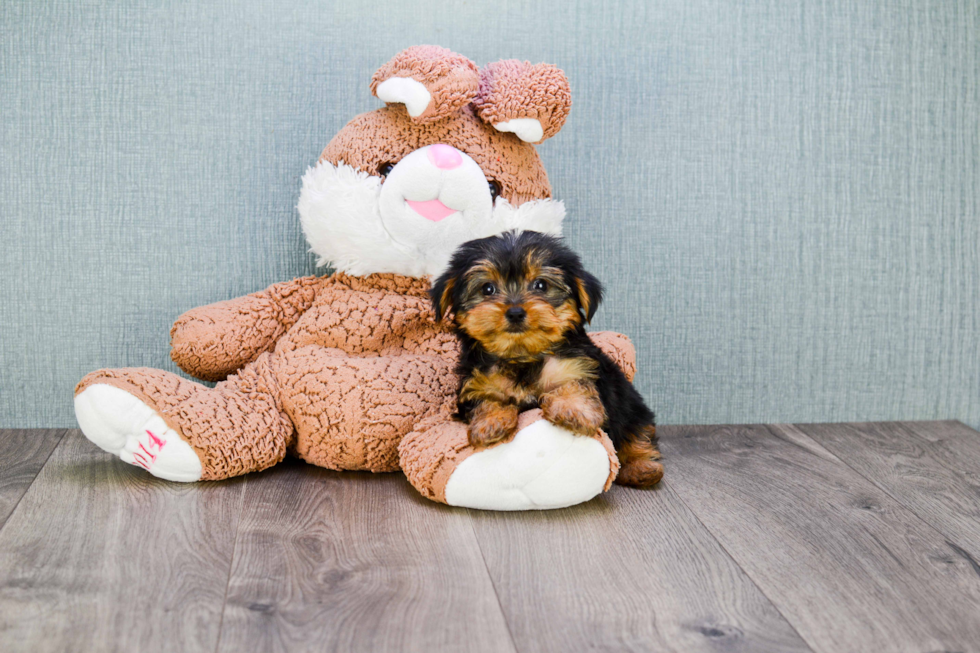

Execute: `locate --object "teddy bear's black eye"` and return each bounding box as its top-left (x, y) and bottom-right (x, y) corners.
top-left (378, 162), bottom-right (395, 177)
top-left (488, 180), bottom-right (501, 200)
top-left (532, 279), bottom-right (548, 292)
top-left (481, 283), bottom-right (497, 296)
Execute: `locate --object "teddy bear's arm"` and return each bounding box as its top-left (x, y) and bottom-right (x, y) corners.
top-left (588, 331), bottom-right (638, 382)
top-left (170, 276), bottom-right (325, 382)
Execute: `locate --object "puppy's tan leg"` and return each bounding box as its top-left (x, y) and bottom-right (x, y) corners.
top-left (615, 426), bottom-right (663, 488)
top-left (539, 381), bottom-right (606, 437)
top-left (467, 401), bottom-right (519, 448)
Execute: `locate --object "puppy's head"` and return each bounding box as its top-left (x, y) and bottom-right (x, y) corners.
top-left (431, 231), bottom-right (603, 359)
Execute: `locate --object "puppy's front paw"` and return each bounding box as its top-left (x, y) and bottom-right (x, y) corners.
top-left (540, 383), bottom-right (606, 436)
top-left (467, 402), bottom-right (520, 448)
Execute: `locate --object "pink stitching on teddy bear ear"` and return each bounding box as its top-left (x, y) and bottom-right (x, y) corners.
top-left (370, 45), bottom-right (479, 123)
top-left (473, 60), bottom-right (572, 143)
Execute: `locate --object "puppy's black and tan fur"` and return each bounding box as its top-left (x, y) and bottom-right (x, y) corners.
top-left (431, 230), bottom-right (663, 488)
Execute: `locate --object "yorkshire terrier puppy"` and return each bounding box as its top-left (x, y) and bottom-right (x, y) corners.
top-left (430, 230), bottom-right (663, 488)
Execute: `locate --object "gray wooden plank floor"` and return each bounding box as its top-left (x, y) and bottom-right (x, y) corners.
top-left (1, 421), bottom-right (979, 652)
top-left (0, 429), bottom-right (64, 530)
top-left (218, 462), bottom-right (514, 653)
top-left (797, 420), bottom-right (980, 561)
top-left (0, 432), bottom-right (245, 652)
top-left (660, 422), bottom-right (980, 653)
top-left (469, 482), bottom-right (809, 653)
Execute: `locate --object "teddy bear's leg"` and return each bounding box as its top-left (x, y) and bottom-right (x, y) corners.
top-left (399, 409), bottom-right (620, 510)
top-left (74, 381), bottom-right (203, 481)
top-left (275, 347), bottom-right (457, 473)
top-left (74, 352), bottom-right (293, 481)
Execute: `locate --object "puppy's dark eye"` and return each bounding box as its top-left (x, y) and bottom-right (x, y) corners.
top-left (488, 180), bottom-right (501, 200)
top-left (481, 283), bottom-right (497, 296)
top-left (532, 279), bottom-right (548, 292)
top-left (378, 162), bottom-right (395, 177)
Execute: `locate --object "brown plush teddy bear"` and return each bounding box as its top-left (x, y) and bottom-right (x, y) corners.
top-left (73, 45), bottom-right (640, 510)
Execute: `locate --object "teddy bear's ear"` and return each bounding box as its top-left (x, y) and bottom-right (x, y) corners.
top-left (473, 60), bottom-right (572, 144)
top-left (370, 46), bottom-right (479, 123)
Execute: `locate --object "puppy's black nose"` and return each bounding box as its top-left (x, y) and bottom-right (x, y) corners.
top-left (505, 306), bottom-right (527, 323)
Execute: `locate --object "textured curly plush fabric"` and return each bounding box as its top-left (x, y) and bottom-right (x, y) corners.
top-left (474, 60), bottom-right (572, 143)
top-left (320, 105), bottom-right (552, 206)
top-left (370, 45), bottom-right (480, 123)
top-left (170, 276), bottom-right (325, 382)
top-left (76, 272), bottom-right (631, 485)
top-left (587, 330), bottom-right (637, 382)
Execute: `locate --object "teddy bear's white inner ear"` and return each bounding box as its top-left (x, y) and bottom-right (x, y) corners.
top-left (494, 118), bottom-right (544, 143)
top-left (376, 77), bottom-right (431, 118)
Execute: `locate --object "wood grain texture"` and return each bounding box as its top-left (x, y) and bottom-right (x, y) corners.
top-left (217, 459), bottom-right (515, 653)
top-left (797, 420), bottom-right (980, 561)
top-left (661, 423), bottom-right (980, 653)
top-left (470, 483), bottom-right (811, 653)
top-left (0, 431), bottom-right (245, 653)
top-left (5, 421), bottom-right (980, 652)
top-left (0, 430), bottom-right (64, 530)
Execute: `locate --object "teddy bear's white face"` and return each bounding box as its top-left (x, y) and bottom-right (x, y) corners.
top-left (298, 142), bottom-right (565, 278)
top-left (378, 144), bottom-right (496, 260)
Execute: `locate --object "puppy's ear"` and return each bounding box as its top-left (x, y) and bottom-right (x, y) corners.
top-left (573, 270), bottom-right (603, 323)
top-left (429, 274), bottom-right (456, 322)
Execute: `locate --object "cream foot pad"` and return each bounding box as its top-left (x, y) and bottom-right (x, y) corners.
top-left (74, 384), bottom-right (203, 482)
top-left (400, 409), bottom-right (619, 510)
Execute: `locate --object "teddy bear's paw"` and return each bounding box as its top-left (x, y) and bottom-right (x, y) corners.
top-left (444, 417), bottom-right (613, 511)
top-left (74, 384), bottom-right (202, 482)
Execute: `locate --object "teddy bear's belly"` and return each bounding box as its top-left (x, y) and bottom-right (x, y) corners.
top-left (274, 344), bottom-right (457, 472)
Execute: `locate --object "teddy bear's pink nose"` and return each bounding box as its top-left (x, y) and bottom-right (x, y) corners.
top-left (427, 143), bottom-right (462, 170)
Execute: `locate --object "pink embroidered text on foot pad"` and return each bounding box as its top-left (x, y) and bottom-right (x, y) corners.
top-left (74, 384), bottom-right (202, 482)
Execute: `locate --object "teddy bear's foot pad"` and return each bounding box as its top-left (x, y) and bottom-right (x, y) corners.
top-left (444, 418), bottom-right (613, 510)
top-left (74, 384), bottom-right (203, 482)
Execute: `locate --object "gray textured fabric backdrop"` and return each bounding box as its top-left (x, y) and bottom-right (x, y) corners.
top-left (1, 0), bottom-right (978, 429)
